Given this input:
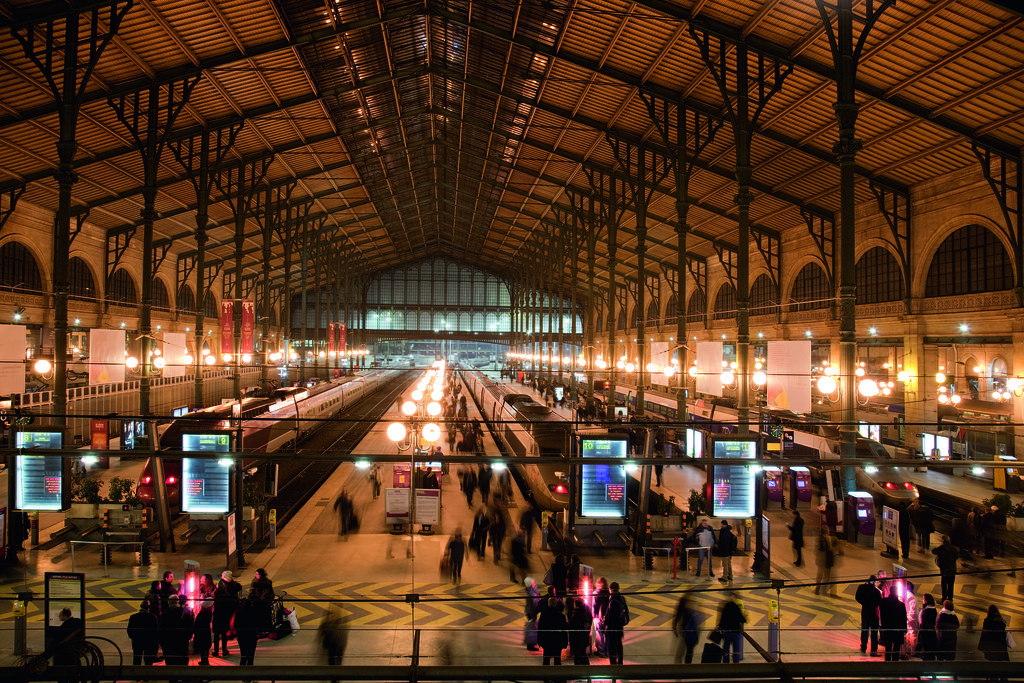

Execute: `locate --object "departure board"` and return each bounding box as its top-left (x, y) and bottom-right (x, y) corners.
top-left (182, 432), bottom-right (232, 513)
top-left (708, 437), bottom-right (758, 517)
top-left (580, 438), bottom-right (627, 517)
top-left (15, 431), bottom-right (64, 511)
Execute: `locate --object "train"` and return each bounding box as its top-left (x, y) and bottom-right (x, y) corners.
top-left (138, 369), bottom-right (402, 506)
top-left (595, 382), bottom-right (919, 507)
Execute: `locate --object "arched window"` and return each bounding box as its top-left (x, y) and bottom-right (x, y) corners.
top-left (152, 279), bottom-right (170, 310)
top-left (962, 355), bottom-right (979, 399)
top-left (686, 290), bottom-right (706, 325)
top-left (617, 307), bottom-right (627, 330)
top-left (0, 241), bottom-right (42, 293)
top-left (790, 263), bottom-right (830, 312)
top-left (68, 257), bottom-right (94, 302)
top-left (646, 300), bottom-right (659, 325)
top-left (177, 286), bottom-right (196, 314)
top-left (925, 225), bottom-right (1013, 297)
top-left (204, 293), bottom-right (218, 319)
top-left (630, 305), bottom-right (640, 329)
top-left (857, 247), bottom-right (904, 304)
top-left (594, 311), bottom-right (603, 334)
top-left (713, 283), bottom-right (736, 320)
top-left (269, 307), bottom-right (278, 327)
top-left (108, 268), bottom-right (138, 306)
top-left (664, 294), bottom-right (677, 321)
top-left (750, 274), bottom-right (778, 317)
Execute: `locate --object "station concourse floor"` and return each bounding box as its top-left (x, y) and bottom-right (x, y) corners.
top-left (0, 375), bottom-right (1023, 674)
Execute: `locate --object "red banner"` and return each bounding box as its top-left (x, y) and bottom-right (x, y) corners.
top-left (91, 419), bottom-right (108, 450)
top-left (220, 300), bottom-right (234, 354)
top-left (241, 300), bottom-right (255, 355)
top-left (339, 323), bottom-right (347, 356)
top-left (327, 323), bottom-right (335, 356)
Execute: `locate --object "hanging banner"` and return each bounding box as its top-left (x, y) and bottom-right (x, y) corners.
top-left (0, 325), bottom-right (25, 396)
top-left (162, 332), bottom-right (187, 378)
top-left (90, 419), bottom-right (108, 450)
top-left (89, 329), bottom-right (126, 385)
top-left (695, 341), bottom-right (723, 397)
top-left (767, 340), bottom-right (812, 413)
top-left (240, 300), bottom-right (255, 355)
top-left (220, 300), bottom-right (234, 355)
top-left (339, 323), bottom-right (347, 355)
top-left (327, 323), bottom-right (335, 356)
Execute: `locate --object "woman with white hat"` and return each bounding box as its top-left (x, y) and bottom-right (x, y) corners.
top-left (212, 570), bottom-right (241, 657)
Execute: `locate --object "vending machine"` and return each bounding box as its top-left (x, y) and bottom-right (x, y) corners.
top-left (846, 491), bottom-right (876, 547)
top-left (789, 466), bottom-right (812, 509)
top-left (763, 466), bottom-right (783, 510)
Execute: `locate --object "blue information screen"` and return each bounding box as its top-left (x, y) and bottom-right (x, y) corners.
top-left (580, 438), bottom-right (627, 518)
top-left (15, 431), bottom-right (64, 511)
top-left (182, 433), bottom-right (232, 513)
top-left (709, 438), bottom-right (757, 517)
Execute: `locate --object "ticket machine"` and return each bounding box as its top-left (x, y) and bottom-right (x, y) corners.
top-left (763, 466), bottom-right (783, 510)
top-left (789, 466), bottom-right (812, 509)
top-left (846, 491), bottom-right (875, 547)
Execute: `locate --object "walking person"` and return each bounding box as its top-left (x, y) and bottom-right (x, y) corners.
top-left (718, 592), bottom-right (746, 663)
top-left (566, 598), bottom-right (592, 665)
top-left (318, 605), bottom-right (349, 681)
top-left (461, 466), bottom-right (477, 508)
top-left (788, 510), bottom-right (805, 566)
top-left (855, 575), bottom-right (882, 655)
top-left (672, 595), bottom-right (700, 664)
top-left (489, 505), bottom-right (507, 563)
top-left (126, 600), bottom-right (159, 666)
top-left (932, 535), bottom-right (959, 602)
top-left (935, 600), bottom-right (960, 661)
top-left (917, 593), bottom-right (939, 662)
top-left (814, 533), bottom-right (837, 596)
top-left (716, 520), bottom-right (736, 583)
top-left (212, 570), bottom-right (241, 657)
top-left (878, 582), bottom-right (907, 662)
top-left (537, 597), bottom-right (568, 667)
top-left (509, 529), bottom-right (529, 584)
top-left (604, 582), bottom-right (630, 665)
top-left (898, 501), bottom-right (912, 559)
top-left (978, 604), bottom-right (1010, 675)
top-left (445, 531), bottom-right (466, 585)
top-left (470, 506), bottom-right (490, 560)
top-left (694, 519), bottom-right (716, 578)
top-left (910, 500), bottom-right (934, 550)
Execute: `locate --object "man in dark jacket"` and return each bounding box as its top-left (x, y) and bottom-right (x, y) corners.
top-left (877, 584), bottom-right (907, 661)
top-left (158, 595), bottom-right (194, 675)
top-left (718, 593), bottom-right (746, 663)
top-left (604, 582), bottom-right (629, 665)
top-left (537, 597), bottom-right (568, 666)
top-left (566, 598), bottom-right (593, 665)
top-left (931, 535), bottom-right (959, 602)
top-left (716, 521), bottom-right (737, 583)
top-left (855, 576), bottom-right (882, 655)
top-left (126, 600), bottom-right (160, 665)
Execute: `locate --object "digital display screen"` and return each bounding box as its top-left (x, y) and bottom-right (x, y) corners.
top-left (15, 431), bottom-right (64, 511)
top-left (858, 509), bottom-right (868, 518)
top-left (182, 458), bottom-right (231, 513)
top-left (122, 420), bottom-right (148, 450)
top-left (172, 406), bottom-right (189, 418)
top-left (580, 438), bottom-right (627, 517)
top-left (709, 438), bottom-right (757, 518)
top-left (181, 432), bottom-right (231, 452)
top-left (554, 386), bottom-right (564, 401)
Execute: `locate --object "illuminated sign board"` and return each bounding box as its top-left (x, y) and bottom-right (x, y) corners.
top-left (708, 437), bottom-right (757, 518)
top-left (15, 431), bottom-right (66, 511)
top-left (580, 438), bottom-right (627, 518)
top-left (122, 420), bottom-right (149, 450)
top-left (182, 432), bottom-right (232, 514)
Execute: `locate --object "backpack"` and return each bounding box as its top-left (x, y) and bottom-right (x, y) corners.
top-left (606, 595), bottom-right (630, 627)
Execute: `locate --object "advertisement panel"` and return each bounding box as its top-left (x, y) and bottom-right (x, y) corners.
top-left (182, 458), bottom-right (232, 513)
top-left (338, 323), bottom-right (346, 355)
top-left (327, 323), bottom-right (335, 356)
top-left (162, 332), bottom-right (188, 378)
top-left (0, 324), bottom-right (25, 396)
top-left (15, 430), bottom-right (65, 511)
top-left (766, 340), bottom-right (811, 413)
top-left (695, 341), bottom-right (723, 397)
top-left (240, 299), bottom-right (255, 355)
top-left (88, 328), bottom-right (126, 385)
top-left (708, 437), bottom-right (757, 518)
top-left (221, 300), bottom-right (234, 355)
top-left (580, 437), bottom-right (628, 518)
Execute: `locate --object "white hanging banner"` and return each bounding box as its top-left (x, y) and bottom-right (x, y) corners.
top-left (0, 325), bottom-right (25, 396)
top-left (767, 340), bottom-right (812, 413)
top-left (162, 332), bottom-right (188, 378)
top-left (696, 341), bottom-right (723, 397)
top-left (89, 329), bottom-right (126, 385)
top-left (650, 341), bottom-right (670, 372)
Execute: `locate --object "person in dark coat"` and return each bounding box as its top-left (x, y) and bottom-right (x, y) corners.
top-left (718, 592), bottom-right (746, 663)
top-left (910, 501), bottom-right (934, 550)
top-left (127, 600), bottom-right (160, 665)
top-left (932, 535), bottom-right (959, 602)
top-left (672, 595), bottom-right (700, 664)
top-left (461, 466), bottom-right (477, 507)
top-left (935, 600), bottom-right (960, 661)
top-left (917, 593), bottom-right (939, 661)
top-left (604, 582), bottom-right (629, 665)
top-left (158, 595), bottom-right (194, 671)
top-left (212, 570), bottom-right (241, 656)
top-left (489, 506), bottom-right (507, 563)
top-left (978, 604), bottom-right (1010, 671)
top-left (144, 580), bottom-right (163, 619)
top-left (855, 575), bottom-right (882, 655)
top-left (566, 598), bottom-right (593, 665)
top-left (509, 529), bottom-right (529, 583)
top-left (446, 531), bottom-right (466, 584)
top-left (249, 568), bottom-right (276, 633)
top-left (878, 583), bottom-right (907, 662)
top-left (470, 507), bottom-right (490, 560)
top-left (54, 607), bottom-right (85, 679)
top-left (547, 555), bottom-right (568, 596)
top-left (566, 554), bottom-right (582, 594)
top-left (897, 501), bottom-right (912, 559)
top-left (478, 464), bottom-right (492, 503)
top-left (716, 521), bottom-right (737, 583)
top-left (537, 597), bottom-right (568, 666)
top-left (519, 503), bottom-right (539, 553)
top-left (788, 510), bottom-right (805, 566)
top-left (318, 605), bottom-right (349, 681)
top-left (233, 595), bottom-right (262, 667)
top-left (192, 574), bottom-right (215, 665)
top-left (592, 576), bottom-right (610, 656)
top-left (701, 630), bottom-right (726, 663)
top-left (157, 570), bottom-right (181, 613)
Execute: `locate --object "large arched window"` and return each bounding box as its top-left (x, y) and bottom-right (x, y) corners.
top-left (750, 274), bottom-right (778, 317)
top-left (856, 247), bottom-right (904, 304)
top-left (204, 293), bottom-right (218, 319)
top-left (686, 290), bottom-right (706, 325)
top-left (594, 311), bottom-right (603, 334)
top-left (617, 307), bottom-right (627, 330)
top-left (177, 285), bottom-right (196, 314)
top-left (0, 241), bottom-right (42, 293)
top-left (713, 283), bottom-right (736, 320)
top-left (630, 305), bottom-right (640, 329)
top-left (925, 225), bottom-right (1013, 297)
top-left (664, 294), bottom-right (677, 322)
top-left (108, 268), bottom-right (138, 306)
top-left (646, 300), bottom-right (659, 326)
top-left (152, 279), bottom-right (171, 310)
top-left (790, 263), bottom-right (830, 312)
top-left (68, 257), bottom-right (95, 302)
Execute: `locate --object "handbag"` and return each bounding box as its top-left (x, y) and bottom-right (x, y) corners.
top-left (543, 567), bottom-right (554, 586)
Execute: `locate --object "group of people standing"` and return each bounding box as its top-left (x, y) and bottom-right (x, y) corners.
top-left (127, 568), bottom-right (276, 670)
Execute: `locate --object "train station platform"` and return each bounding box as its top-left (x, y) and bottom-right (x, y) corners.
top-left (1, 372), bottom-right (1023, 673)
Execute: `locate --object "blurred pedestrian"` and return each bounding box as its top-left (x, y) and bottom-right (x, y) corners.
top-left (788, 510), bottom-right (805, 566)
top-left (917, 593), bottom-right (939, 661)
top-left (519, 503), bottom-right (539, 553)
top-left (318, 605), bottom-right (349, 681)
top-left (126, 600), bottom-right (159, 665)
top-left (672, 595), bottom-right (699, 664)
top-left (489, 505), bottom-right (507, 563)
top-left (935, 599), bottom-right (960, 661)
top-left (814, 533), bottom-right (837, 596)
top-left (523, 578), bottom-right (541, 652)
top-left (566, 598), bottom-right (592, 665)
top-left (212, 570), bottom-right (241, 657)
top-left (470, 507), bottom-right (490, 560)
top-left (461, 466), bottom-right (477, 508)
top-left (718, 592), bottom-right (746, 663)
top-left (510, 529), bottom-right (529, 583)
top-left (932, 535), bottom-right (959, 602)
top-left (446, 530), bottom-right (466, 584)
top-left (717, 521), bottom-right (736, 583)
top-left (978, 604), bottom-right (1010, 674)
top-left (910, 500), bottom-right (934, 550)
top-left (537, 597), bottom-right (568, 666)
top-left (855, 575), bottom-right (882, 655)
top-left (333, 489), bottom-right (357, 536)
